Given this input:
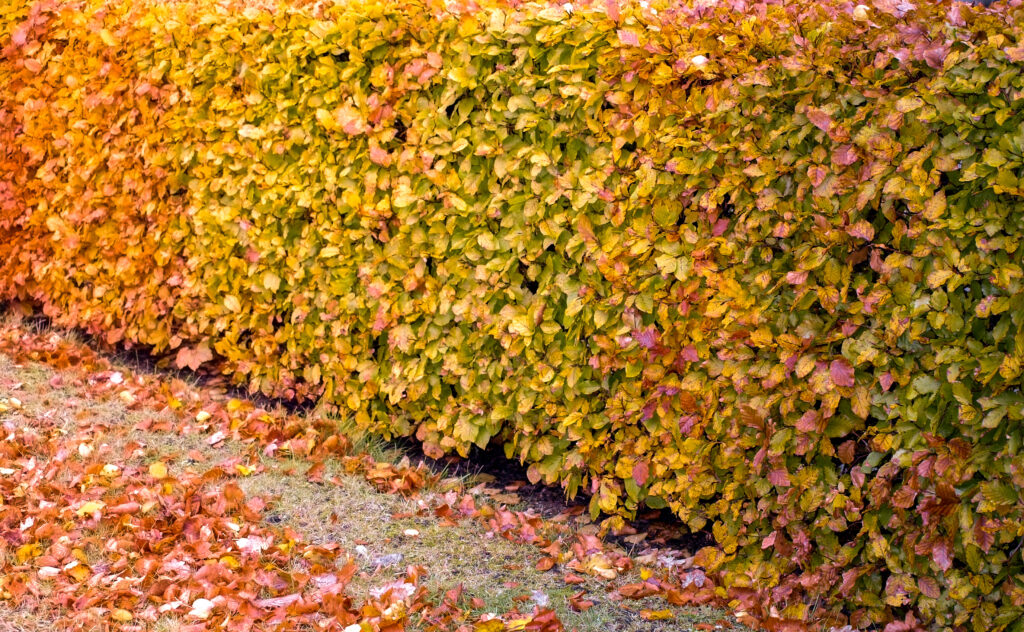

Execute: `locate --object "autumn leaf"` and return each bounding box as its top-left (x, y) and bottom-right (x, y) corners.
top-left (768, 469), bottom-right (791, 487)
top-left (149, 461), bottom-right (168, 479)
top-left (176, 342), bottom-right (213, 371)
top-left (76, 500), bottom-right (106, 517)
top-left (805, 107), bottom-right (832, 133)
top-left (845, 220), bottom-right (875, 241)
top-left (569, 591), bottom-right (594, 612)
top-left (830, 358), bottom-right (856, 388)
top-left (631, 461), bottom-right (649, 486)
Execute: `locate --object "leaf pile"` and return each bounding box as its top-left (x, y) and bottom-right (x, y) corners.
top-left (2, 0), bottom-right (1024, 629)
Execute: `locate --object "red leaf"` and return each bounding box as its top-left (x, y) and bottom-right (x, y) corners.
top-left (932, 540), bottom-right (952, 572)
top-left (768, 469), bottom-right (791, 486)
top-left (632, 461), bottom-right (649, 486)
top-left (946, 3), bottom-right (965, 26)
top-left (851, 466), bottom-right (866, 488)
top-left (806, 107), bottom-right (831, 133)
top-left (830, 358), bottom-right (855, 387)
top-left (879, 372), bottom-right (895, 391)
top-left (618, 582), bottom-right (659, 599)
top-left (795, 411), bottom-right (821, 433)
top-left (1007, 45), bottom-right (1024, 63)
top-left (974, 519), bottom-right (995, 553)
top-left (875, 0), bottom-right (916, 18)
top-left (569, 591), bottom-right (594, 612)
top-left (254, 593), bottom-right (302, 609)
top-left (846, 220), bottom-right (875, 241)
top-left (107, 502), bottom-right (140, 515)
top-left (785, 270), bottom-right (808, 285)
top-left (918, 577), bottom-right (940, 598)
top-left (807, 165), bottom-right (828, 187)
top-left (175, 342), bottom-right (213, 371)
top-left (12, 26), bottom-right (28, 47)
top-left (617, 30), bottom-right (639, 46)
top-left (837, 440), bottom-right (856, 464)
top-left (832, 144), bottom-right (859, 166)
top-left (604, 0), bottom-right (620, 21)
top-left (369, 145), bottom-right (391, 166)
top-left (305, 461), bottom-right (325, 483)
top-left (922, 44), bottom-right (948, 70)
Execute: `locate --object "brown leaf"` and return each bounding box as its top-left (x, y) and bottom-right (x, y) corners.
top-left (569, 591), bottom-right (594, 612)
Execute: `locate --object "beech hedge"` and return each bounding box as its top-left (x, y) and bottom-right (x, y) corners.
top-left (2, 0), bottom-right (1024, 628)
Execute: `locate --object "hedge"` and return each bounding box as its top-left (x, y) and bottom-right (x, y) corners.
top-left (2, 0), bottom-right (1024, 628)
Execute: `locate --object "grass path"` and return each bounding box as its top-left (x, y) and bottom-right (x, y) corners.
top-left (0, 315), bottom-right (745, 632)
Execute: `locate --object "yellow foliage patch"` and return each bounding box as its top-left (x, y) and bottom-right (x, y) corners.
top-left (3, 0), bottom-right (1024, 628)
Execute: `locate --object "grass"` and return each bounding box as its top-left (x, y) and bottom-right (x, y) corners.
top-left (0, 317), bottom-right (744, 632)
top-left (0, 605), bottom-right (58, 632)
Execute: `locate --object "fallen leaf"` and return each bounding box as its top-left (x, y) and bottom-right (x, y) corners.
top-left (75, 500), bottom-right (105, 517)
top-left (535, 557), bottom-right (555, 571)
top-left (149, 461), bottom-right (168, 479)
top-left (189, 598), bottom-right (216, 619)
top-left (639, 609), bottom-right (675, 621)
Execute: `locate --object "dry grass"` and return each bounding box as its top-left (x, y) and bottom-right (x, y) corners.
top-left (0, 605), bottom-right (58, 632)
top-left (0, 320), bottom-right (743, 632)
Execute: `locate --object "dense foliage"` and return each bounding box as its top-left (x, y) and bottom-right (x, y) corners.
top-left (2, 0), bottom-right (1024, 628)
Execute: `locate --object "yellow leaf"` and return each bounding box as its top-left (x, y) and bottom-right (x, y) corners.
top-left (76, 500), bottom-right (106, 517)
top-left (315, 108), bottom-right (337, 131)
top-left (111, 609), bottom-right (133, 622)
top-left (98, 29), bottom-right (118, 47)
top-left (219, 555), bottom-right (240, 569)
top-left (262, 271), bottom-right (281, 292)
top-left (584, 554), bottom-right (617, 580)
top-left (639, 609), bottom-right (675, 621)
top-left (149, 462), bottom-right (168, 479)
top-left (15, 543), bottom-right (41, 563)
top-left (66, 562), bottom-right (90, 581)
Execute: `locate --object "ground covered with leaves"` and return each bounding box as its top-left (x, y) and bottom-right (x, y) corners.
top-left (0, 315), bottom-right (750, 632)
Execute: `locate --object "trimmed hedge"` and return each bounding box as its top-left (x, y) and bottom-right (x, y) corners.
top-left (3, 0), bottom-right (1024, 627)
